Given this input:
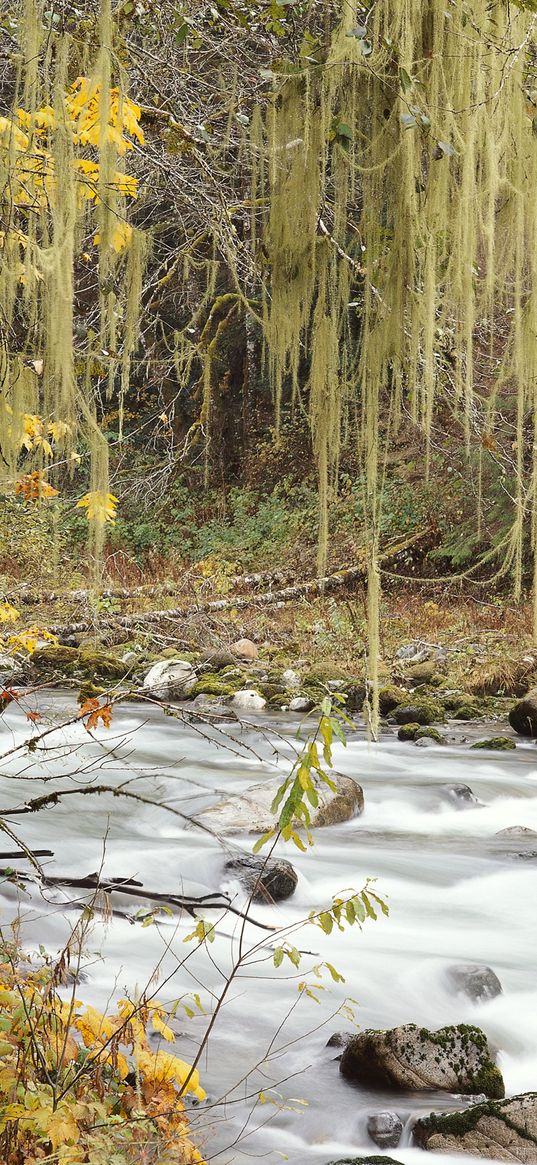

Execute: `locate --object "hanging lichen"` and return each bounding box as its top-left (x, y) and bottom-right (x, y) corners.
top-left (0, 0), bottom-right (145, 578)
top-left (255, 0), bottom-right (537, 735)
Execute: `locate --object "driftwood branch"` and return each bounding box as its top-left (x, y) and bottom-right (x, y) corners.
top-left (0, 867), bottom-right (277, 932)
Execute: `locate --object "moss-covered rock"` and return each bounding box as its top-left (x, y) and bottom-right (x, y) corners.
top-left (328, 1159), bottom-right (404, 1165)
top-left (393, 701), bottom-right (445, 726)
top-left (414, 1093), bottom-right (537, 1160)
top-left (340, 1023), bottom-right (504, 1098)
top-left (189, 674), bottom-right (240, 699)
top-left (78, 647), bottom-right (131, 681)
top-left (452, 702), bottom-right (487, 721)
top-left (31, 645), bottom-right (80, 674)
top-left (415, 726), bottom-right (445, 743)
top-left (397, 722), bottom-right (421, 741)
top-left (406, 661), bottom-right (444, 684)
top-left (470, 737), bottom-right (516, 751)
top-left (378, 685), bottom-right (407, 714)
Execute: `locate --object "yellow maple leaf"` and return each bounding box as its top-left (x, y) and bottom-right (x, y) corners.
top-left (76, 490), bottom-right (118, 524)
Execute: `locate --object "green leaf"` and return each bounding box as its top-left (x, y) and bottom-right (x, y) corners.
top-left (319, 911), bottom-right (333, 934)
top-left (273, 947), bottom-right (284, 968)
top-left (324, 961), bottom-right (345, 983)
top-left (252, 829), bottom-right (276, 854)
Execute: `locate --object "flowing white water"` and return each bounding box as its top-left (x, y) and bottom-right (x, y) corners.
top-left (1, 694), bottom-right (536, 1165)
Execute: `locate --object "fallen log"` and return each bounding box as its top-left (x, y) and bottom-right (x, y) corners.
top-left (46, 529), bottom-right (432, 638)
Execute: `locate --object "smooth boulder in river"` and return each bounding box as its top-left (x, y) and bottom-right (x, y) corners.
top-left (367, 1111), bottom-right (403, 1149)
top-left (414, 1093), bottom-right (537, 1161)
top-left (509, 689), bottom-right (537, 736)
top-left (339, 1023), bottom-right (504, 1098)
top-left (222, 852), bottom-right (297, 902)
top-left (446, 964), bottom-right (502, 1002)
top-left (195, 772), bottom-right (363, 835)
top-left (143, 659), bottom-right (196, 698)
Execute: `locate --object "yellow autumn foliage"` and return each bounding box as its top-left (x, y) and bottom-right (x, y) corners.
top-left (0, 944), bottom-right (206, 1164)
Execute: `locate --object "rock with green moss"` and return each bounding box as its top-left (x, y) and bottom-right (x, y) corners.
top-left (470, 737), bottom-right (516, 751)
top-left (393, 701), bottom-right (444, 726)
top-left (378, 686), bottom-right (407, 714)
top-left (78, 647), bottom-right (131, 681)
top-left (414, 1093), bottom-right (537, 1160)
top-left (452, 702), bottom-right (487, 721)
top-left (339, 1023), bottom-right (504, 1098)
top-left (31, 645), bottom-right (81, 674)
top-left (415, 726), bottom-right (445, 744)
top-left (190, 674), bottom-right (241, 699)
top-left (328, 1159), bottom-right (404, 1165)
top-left (397, 722), bottom-right (421, 741)
top-left (406, 661), bottom-right (444, 684)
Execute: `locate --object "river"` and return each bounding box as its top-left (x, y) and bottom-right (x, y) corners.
top-left (1, 693), bottom-right (536, 1164)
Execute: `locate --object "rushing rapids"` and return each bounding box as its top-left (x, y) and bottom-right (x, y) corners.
top-left (0, 694), bottom-right (536, 1164)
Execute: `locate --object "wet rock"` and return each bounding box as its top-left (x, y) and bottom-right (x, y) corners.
top-left (495, 826), bottom-right (537, 838)
top-left (509, 689), bottom-right (537, 736)
top-left (326, 1031), bottom-right (353, 1050)
top-left (231, 638), bottom-right (258, 662)
top-left (339, 1023), bottom-right (504, 1098)
top-left (0, 652), bottom-right (25, 685)
top-left (281, 668), bottom-right (300, 690)
top-left (143, 659), bottom-right (197, 698)
top-left (415, 726), bottom-right (445, 744)
top-left (367, 1111), bottom-right (404, 1149)
top-left (223, 852), bottom-right (297, 902)
top-left (189, 695), bottom-right (235, 720)
top-left (414, 1093), bottom-right (537, 1160)
top-left (393, 701), bottom-right (444, 726)
top-left (194, 773), bottom-right (363, 835)
top-left (442, 783), bottom-right (481, 808)
top-left (288, 696), bottom-right (315, 713)
top-left (415, 736), bottom-right (436, 748)
top-left (471, 737), bottom-right (516, 751)
top-left (446, 964), bottom-right (502, 1002)
top-left (329, 1159), bottom-right (404, 1165)
top-left (230, 689), bottom-right (266, 711)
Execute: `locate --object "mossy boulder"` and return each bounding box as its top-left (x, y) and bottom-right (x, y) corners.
top-left (470, 737), bottom-right (516, 751)
top-left (378, 686), bottom-right (407, 714)
top-left (303, 665), bottom-right (365, 710)
top-left (452, 702), bottom-right (487, 721)
top-left (414, 1093), bottom-right (537, 1160)
top-left (329, 1159), bottom-right (404, 1165)
top-left (397, 722), bottom-right (421, 741)
top-left (190, 674), bottom-right (241, 700)
top-left (406, 661), bottom-right (444, 684)
top-left (78, 647), bottom-right (131, 681)
top-left (339, 1023), bottom-right (504, 1098)
top-left (393, 701), bottom-right (444, 726)
top-left (415, 726), bottom-right (445, 744)
top-left (31, 645), bottom-right (80, 674)
top-left (509, 689), bottom-right (537, 736)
